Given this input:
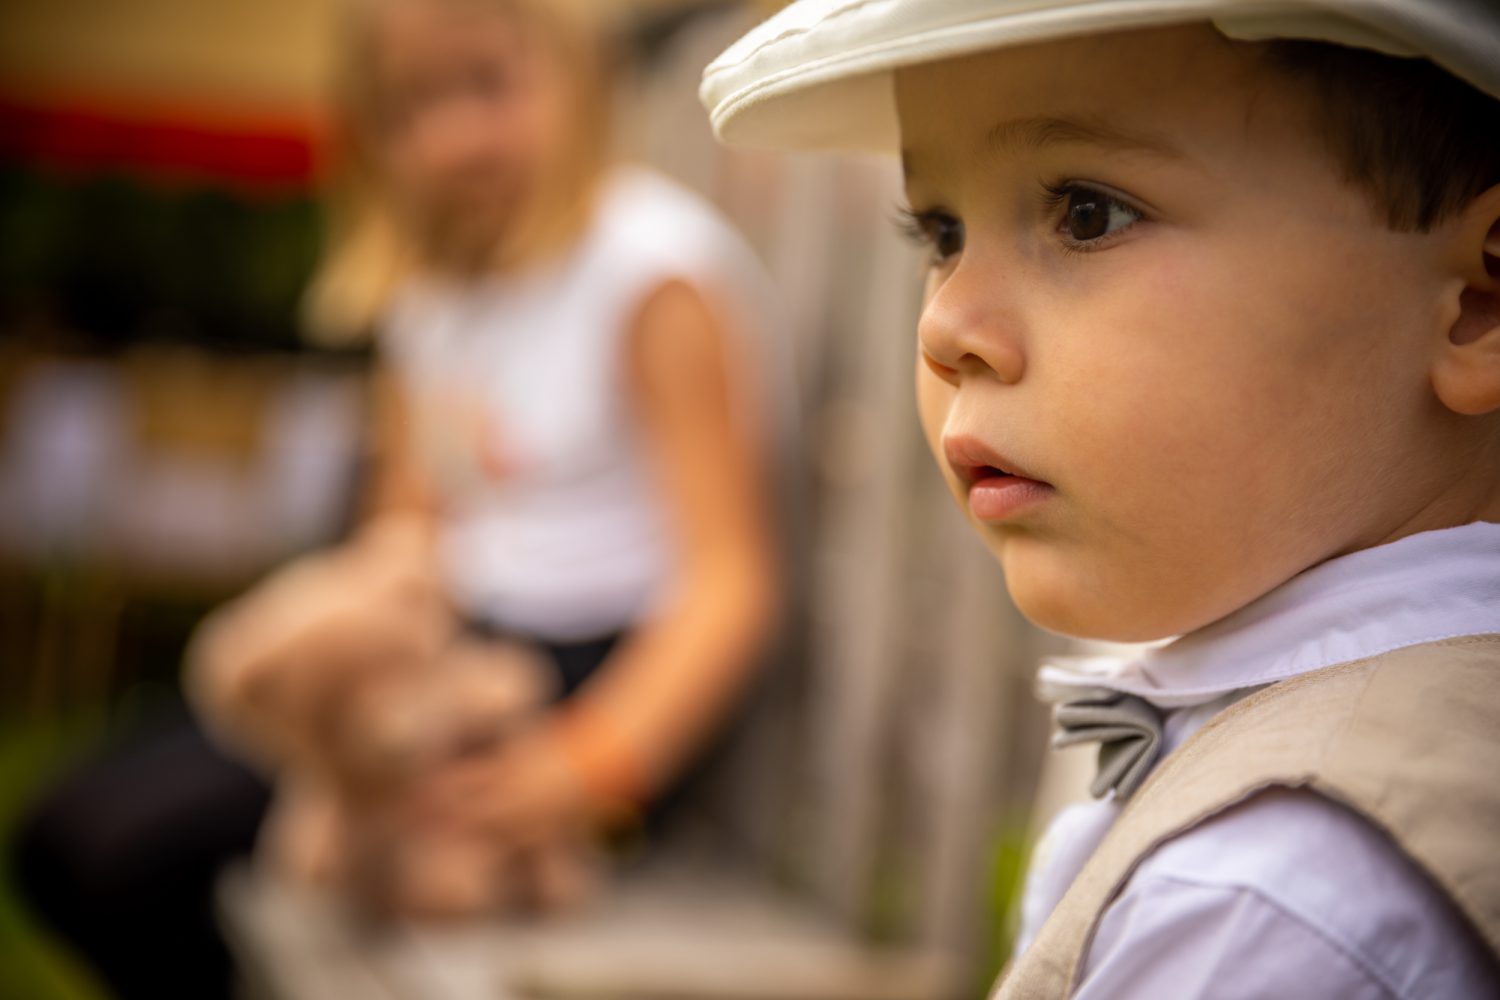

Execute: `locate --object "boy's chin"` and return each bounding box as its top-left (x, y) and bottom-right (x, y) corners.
top-left (996, 546), bottom-right (1194, 644)
top-left (1010, 591), bottom-right (1179, 644)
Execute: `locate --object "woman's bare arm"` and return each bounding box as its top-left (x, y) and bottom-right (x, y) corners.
top-left (561, 278), bottom-right (781, 800)
top-left (400, 281), bottom-right (781, 838)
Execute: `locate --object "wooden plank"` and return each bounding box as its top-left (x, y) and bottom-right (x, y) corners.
top-left (221, 862), bottom-right (963, 1000)
top-left (914, 507), bottom-right (1026, 965)
top-left (802, 158), bottom-right (925, 923)
top-left (219, 866), bottom-right (405, 1000)
top-left (509, 867), bottom-right (960, 1000)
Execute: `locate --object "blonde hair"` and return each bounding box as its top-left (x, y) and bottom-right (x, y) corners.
top-left (304, 0), bottom-right (614, 343)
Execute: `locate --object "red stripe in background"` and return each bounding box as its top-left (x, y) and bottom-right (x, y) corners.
top-left (0, 94), bottom-right (321, 190)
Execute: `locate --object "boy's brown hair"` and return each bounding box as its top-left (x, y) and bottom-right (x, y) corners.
top-left (1266, 40), bottom-right (1500, 232)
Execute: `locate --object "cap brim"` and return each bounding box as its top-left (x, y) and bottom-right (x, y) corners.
top-left (701, 0), bottom-right (1500, 154)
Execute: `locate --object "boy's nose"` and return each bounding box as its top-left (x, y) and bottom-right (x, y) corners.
top-left (917, 262), bottom-right (1026, 385)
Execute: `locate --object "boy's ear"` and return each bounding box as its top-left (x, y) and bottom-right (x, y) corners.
top-left (1433, 182), bottom-right (1500, 416)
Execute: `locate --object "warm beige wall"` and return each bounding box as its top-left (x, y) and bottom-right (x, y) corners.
top-left (0, 0), bottom-right (338, 112)
top-left (0, 0), bottom-right (742, 113)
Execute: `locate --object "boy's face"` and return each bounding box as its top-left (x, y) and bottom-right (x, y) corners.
top-left (898, 25), bottom-right (1467, 641)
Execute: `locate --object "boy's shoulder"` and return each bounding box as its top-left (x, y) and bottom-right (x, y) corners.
top-left (1009, 637), bottom-right (1500, 998)
top-left (1083, 786), bottom-right (1497, 999)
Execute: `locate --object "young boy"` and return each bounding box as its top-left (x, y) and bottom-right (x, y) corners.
top-left (702, 2), bottom-right (1500, 997)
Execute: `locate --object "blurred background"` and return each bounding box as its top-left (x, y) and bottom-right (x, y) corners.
top-left (0, 1), bottom-right (1068, 996)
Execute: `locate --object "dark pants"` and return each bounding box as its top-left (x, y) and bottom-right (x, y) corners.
top-left (9, 631), bottom-right (622, 1000)
top-left (11, 702), bottom-right (270, 1000)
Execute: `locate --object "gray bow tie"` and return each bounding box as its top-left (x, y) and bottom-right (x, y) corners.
top-left (1050, 686), bottom-right (1165, 801)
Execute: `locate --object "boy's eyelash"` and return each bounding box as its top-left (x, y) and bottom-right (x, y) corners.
top-left (1038, 179), bottom-right (1080, 209)
top-left (894, 204), bottom-right (965, 266)
top-left (894, 184), bottom-right (1142, 261)
top-left (893, 204), bottom-right (932, 247)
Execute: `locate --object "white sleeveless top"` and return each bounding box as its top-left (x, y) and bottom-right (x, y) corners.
top-left (382, 167), bottom-right (773, 641)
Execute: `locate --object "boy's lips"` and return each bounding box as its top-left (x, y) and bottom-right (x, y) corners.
top-left (942, 434), bottom-right (1044, 485)
top-left (942, 434), bottom-right (1054, 521)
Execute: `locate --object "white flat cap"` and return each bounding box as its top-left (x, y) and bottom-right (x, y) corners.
top-left (700, 0), bottom-right (1500, 153)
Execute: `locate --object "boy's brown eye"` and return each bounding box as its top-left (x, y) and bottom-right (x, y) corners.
top-left (929, 215), bottom-right (964, 260)
top-left (1054, 185), bottom-right (1142, 245)
top-left (1066, 191), bottom-right (1111, 241)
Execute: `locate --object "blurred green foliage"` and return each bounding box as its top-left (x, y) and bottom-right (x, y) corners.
top-left (982, 816), bottom-right (1032, 990)
top-left (0, 155), bottom-right (324, 997)
top-left (0, 710), bottom-right (111, 1000)
top-left (0, 165), bottom-right (320, 351)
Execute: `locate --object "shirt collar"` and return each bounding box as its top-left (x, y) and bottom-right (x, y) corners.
top-left (1039, 521), bottom-right (1500, 709)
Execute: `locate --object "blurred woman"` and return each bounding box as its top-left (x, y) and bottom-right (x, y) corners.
top-left (14, 1), bottom-right (781, 994)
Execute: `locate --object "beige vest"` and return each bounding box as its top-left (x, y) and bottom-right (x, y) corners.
top-left (995, 634), bottom-right (1500, 998)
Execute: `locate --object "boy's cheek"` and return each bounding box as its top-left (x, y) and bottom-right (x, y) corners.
top-left (915, 363), bottom-right (957, 476)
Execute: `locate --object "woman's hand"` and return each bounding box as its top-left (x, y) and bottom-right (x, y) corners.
top-left (186, 513), bottom-right (451, 771)
top-left (411, 723), bottom-right (599, 845)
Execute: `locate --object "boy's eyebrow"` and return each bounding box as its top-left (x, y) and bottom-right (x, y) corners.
top-left (901, 114), bottom-right (1190, 181)
top-left (985, 114), bottom-right (1186, 160)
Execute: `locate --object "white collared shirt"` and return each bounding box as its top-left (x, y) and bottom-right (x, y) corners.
top-left (1020, 522), bottom-right (1500, 998)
